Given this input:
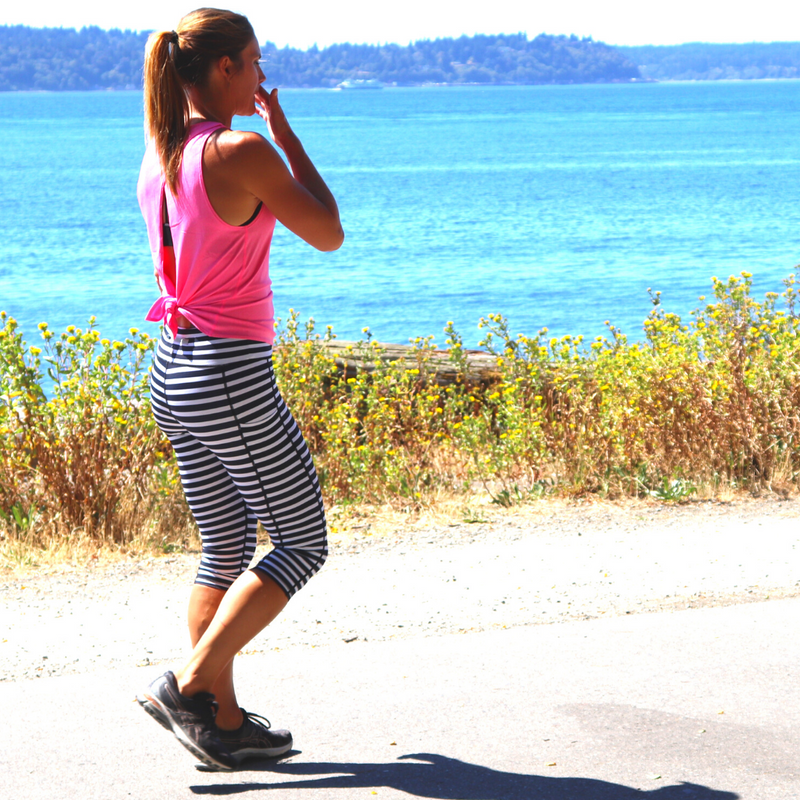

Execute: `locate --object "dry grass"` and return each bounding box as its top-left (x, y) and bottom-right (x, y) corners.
top-left (3, 270), bottom-right (800, 564)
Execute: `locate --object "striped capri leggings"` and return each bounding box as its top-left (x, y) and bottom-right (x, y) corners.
top-left (149, 327), bottom-right (328, 599)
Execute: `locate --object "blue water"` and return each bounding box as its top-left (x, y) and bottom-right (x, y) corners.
top-left (1, 83), bottom-right (799, 348)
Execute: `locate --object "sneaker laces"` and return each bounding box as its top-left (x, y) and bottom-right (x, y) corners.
top-left (241, 709), bottom-right (272, 730)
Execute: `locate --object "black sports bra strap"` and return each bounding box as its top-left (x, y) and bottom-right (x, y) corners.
top-left (241, 201), bottom-right (263, 227)
top-left (162, 188), bottom-right (173, 246)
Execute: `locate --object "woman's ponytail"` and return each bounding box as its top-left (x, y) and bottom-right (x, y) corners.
top-left (143, 30), bottom-right (189, 194)
top-left (142, 10), bottom-right (256, 194)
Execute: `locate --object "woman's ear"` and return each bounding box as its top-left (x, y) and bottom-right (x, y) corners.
top-left (217, 54), bottom-right (238, 83)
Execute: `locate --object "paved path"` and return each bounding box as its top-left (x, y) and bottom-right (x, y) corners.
top-left (3, 498), bottom-right (800, 681)
top-left (3, 595), bottom-right (800, 799)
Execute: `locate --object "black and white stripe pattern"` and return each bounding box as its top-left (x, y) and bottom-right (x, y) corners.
top-left (149, 327), bottom-right (328, 598)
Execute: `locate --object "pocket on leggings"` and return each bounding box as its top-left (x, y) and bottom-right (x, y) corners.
top-left (224, 363), bottom-right (279, 428)
top-left (237, 406), bottom-right (278, 428)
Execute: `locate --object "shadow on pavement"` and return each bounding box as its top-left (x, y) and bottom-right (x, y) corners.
top-left (190, 752), bottom-right (739, 799)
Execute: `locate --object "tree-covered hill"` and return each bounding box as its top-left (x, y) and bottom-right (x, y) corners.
top-left (260, 34), bottom-right (642, 86)
top-left (0, 25), bottom-right (149, 90)
top-left (0, 26), bottom-right (640, 90)
top-left (618, 42), bottom-right (800, 81)
top-left (3, 25), bottom-right (800, 91)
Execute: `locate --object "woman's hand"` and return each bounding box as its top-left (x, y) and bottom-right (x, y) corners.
top-left (255, 87), bottom-right (295, 152)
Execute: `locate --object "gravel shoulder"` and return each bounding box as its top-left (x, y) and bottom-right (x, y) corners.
top-left (2, 496), bottom-right (798, 682)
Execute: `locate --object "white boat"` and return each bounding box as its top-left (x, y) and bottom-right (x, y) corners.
top-left (336, 79), bottom-right (384, 90)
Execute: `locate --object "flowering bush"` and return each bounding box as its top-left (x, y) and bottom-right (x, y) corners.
top-left (273, 271), bottom-right (800, 504)
top-left (3, 269), bottom-right (800, 553)
top-left (0, 313), bottom-right (169, 545)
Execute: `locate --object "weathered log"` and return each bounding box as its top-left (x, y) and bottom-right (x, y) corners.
top-left (317, 340), bottom-right (501, 387)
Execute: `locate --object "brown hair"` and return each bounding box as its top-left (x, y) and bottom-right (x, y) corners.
top-left (143, 8), bottom-right (255, 193)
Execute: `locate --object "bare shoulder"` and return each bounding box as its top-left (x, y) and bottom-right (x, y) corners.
top-left (208, 129), bottom-right (280, 167)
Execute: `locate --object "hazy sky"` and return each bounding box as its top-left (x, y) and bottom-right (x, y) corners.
top-left (2, 0), bottom-right (798, 49)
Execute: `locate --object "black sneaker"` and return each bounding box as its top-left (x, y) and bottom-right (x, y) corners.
top-left (137, 678), bottom-right (170, 732)
top-left (219, 709), bottom-right (293, 763)
top-left (137, 671), bottom-right (236, 771)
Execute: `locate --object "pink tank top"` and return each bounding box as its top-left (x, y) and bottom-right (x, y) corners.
top-left (138, 121), bottom-right (277, 343)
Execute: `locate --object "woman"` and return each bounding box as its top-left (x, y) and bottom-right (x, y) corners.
top-left (135, 8), bottom-right (343, 771)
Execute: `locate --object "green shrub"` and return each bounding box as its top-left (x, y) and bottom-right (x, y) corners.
top-left (0, 313), bottom-right (172, 545)
top-left (272, 271), bottom-right (800, 504)
top-left (3, 269), bottom-right (800, 554)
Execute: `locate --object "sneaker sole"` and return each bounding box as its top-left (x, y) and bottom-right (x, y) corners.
top-left (226, 742), bottom-right (293, 763)
top-left (140, 689), bottom-right (235, 772)
top-left (136, 693), bottom-right (171, 731)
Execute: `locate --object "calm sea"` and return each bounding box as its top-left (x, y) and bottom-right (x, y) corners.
top-left (1, 82), bottom-right (799, 348)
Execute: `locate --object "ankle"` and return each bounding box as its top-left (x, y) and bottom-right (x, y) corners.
top-left (174, 668), bottom-right (206, 699)
top-left (216, 707), bottom-right (244, 731)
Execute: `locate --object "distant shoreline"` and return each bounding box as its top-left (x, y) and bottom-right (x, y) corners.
top-left (3, 27), bottom-right (799, 91)
top-left (6, 77), bottom-right (800, 95)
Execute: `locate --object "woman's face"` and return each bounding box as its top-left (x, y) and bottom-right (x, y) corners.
top-left (230, 37), bottom-right (266, 116)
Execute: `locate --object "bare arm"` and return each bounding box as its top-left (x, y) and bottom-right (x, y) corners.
top-left (232, 88), bottom-right (343, 252)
